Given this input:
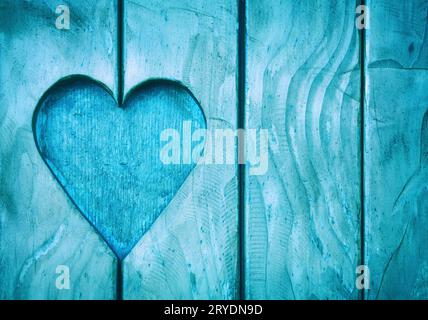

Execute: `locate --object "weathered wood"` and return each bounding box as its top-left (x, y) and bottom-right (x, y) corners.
top-left (122, 0), bottom-right (239, 299)
top-left (245, 0), bottom-right (361, 299)
top-left (0, 0), bottom-right (117, 299)
top-left (365, 0), bottom-right (428, 299)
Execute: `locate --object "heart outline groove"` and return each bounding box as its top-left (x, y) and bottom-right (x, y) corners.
top-left (33, 75), bottom-right (206, 259)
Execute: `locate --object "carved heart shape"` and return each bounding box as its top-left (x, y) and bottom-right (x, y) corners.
top-left (33, 76), bottom-right (206, 259)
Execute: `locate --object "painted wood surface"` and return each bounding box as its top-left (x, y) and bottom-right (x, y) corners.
top-left (0, 0), bottom-right (118, 299)
top-left (245, 0), bottom-right (362, 299)
top-left (33, 77), bottom-right (206, 260)
top-left (121, 0), bottom-right (239, 299)
top-left (365, 0), bottom-right (428, 299)
top-left (2, 0), bottom-right (427, 301)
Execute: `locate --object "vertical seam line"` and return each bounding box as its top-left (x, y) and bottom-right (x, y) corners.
top-left (238, 0), bottom-right (246, 300)
top-left (117, 0), bottom-right (124, 300)
top-left (359, 0), bottom-right (367, 301)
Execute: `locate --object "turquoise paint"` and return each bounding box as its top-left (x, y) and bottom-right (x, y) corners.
top-left (1, 0), bottom-right (427, 300)
top-left (364, 0), bottom-right (428, 299)
top-left (33, 76), bottom-right (206, 259)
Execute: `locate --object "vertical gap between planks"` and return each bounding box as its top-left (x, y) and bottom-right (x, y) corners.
top-left (359, 0), bottom-right (366, 301)
top-left (117, 260), bottom-right (123, 300)
top-left (237, 0), bottom-right (246, 300)
top-left (117, 0), bottom-right (124, 105)
top-left (117, 0), bottom-right (124, 300)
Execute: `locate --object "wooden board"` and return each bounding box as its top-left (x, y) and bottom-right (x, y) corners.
top-left (0, 0), bottom-right (117, 299)
top-left (245, 0), bottom-right (362, 299)
top-left (364, 0), bottom-right (428, 299)
top-left (3, 0), bottom-right (427, 301)
top-left (122, 0), bottom-right (239, 299)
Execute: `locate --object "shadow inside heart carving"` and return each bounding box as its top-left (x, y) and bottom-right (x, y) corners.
top-left (33, 76), bottom-right (206, 259)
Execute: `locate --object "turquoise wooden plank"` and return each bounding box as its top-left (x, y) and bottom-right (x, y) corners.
top-left (122, 0), bottom-right (239, 299)
top-left (365, 0), bottom-right (428, 299)
top-left (245, 0), bottom-right (361, 299)
top-left (0, 0), bottom-right (117, 299)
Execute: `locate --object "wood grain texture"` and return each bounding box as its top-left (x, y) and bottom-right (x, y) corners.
top-left (0, 0), bottom-right (117, 299)
top-left (365, 0), bottom-right (428, 299)
top-left (122, 0), bottom-right (239, 299)
top-left (33, 77), bottom-right (205, 260)
top-left (245, 0), bottom-right (361, 299)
